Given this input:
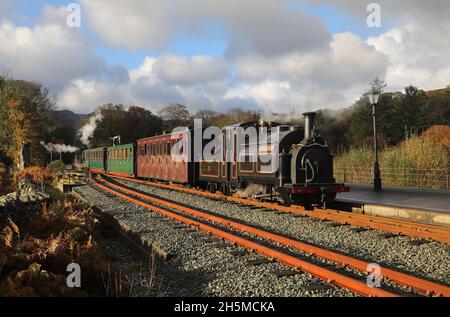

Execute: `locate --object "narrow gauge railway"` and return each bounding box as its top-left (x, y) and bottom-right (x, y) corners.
top-left (88, 173), bottom-right (450, 297)
top-left (99, 173), bottom-right (450, 244)
top-left (82, 112), bottom-right (349, 209)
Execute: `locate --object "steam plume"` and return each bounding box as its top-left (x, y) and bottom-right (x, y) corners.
top-left (40, 141), bottom-right (79, 153)
top-left (79, 110), bottom-right (103, 146)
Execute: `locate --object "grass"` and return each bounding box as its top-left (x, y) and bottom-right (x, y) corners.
top-left (334, 134), bottom-right (450, 188)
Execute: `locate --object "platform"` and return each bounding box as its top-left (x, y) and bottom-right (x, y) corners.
top-left (336, 185), bottom-right (450, 228)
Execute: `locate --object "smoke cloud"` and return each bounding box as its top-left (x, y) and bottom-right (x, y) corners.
top-left (79, 110), bottom-right (103, 146)
top-left (40, 141), bottom-right (79, 153)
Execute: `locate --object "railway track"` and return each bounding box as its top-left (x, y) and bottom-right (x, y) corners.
top-left (88, 173), bottom-right (450, 297)
top-left (101, 173), bottom-right (450, 244)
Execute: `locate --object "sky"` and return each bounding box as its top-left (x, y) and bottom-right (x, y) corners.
top-left (1, 0), bottom-right (450, 115)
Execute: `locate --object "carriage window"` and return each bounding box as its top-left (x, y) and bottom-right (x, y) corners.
top-left (166, 142), bottom-right (170, 155)
top-left (159, 142), bottom-right (162, 155)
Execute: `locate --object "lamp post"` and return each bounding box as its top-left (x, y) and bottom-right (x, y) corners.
top-left (368, 90), bottom-right (382, 191)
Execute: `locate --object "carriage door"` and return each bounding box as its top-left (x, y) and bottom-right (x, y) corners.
top-left (221, 129), bottom-right (231, 182)
top-left (103, 148), bottom-right (108, 171)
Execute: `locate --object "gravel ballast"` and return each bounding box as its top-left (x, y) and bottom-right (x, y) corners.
top-left (118, 179), bottom-right (450, 287)
top-left (75, 185), bottom-right (357, 297)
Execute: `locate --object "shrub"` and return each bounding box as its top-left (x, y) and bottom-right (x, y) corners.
top-left (421, 125), bottom-right (450, 147)
top-left (18, 167), bottom-right (54, 192)
top-left (47, 160), bottom-right (65, 174)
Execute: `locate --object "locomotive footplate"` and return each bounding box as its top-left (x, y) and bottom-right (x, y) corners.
top-left (278, 184), bottom-right (350, 208)
top-left (289, 184), bottom-right (350, 195)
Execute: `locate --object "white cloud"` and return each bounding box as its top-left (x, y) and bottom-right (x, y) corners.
top-left (153, 54), bottom-right (230, 85)
top-left (2, 0), bottom-right (450, 117)
top-left (367, 23), bottom-right (450, 90)
top-left (0, 5), bottom-right (105, 91)
top-left (80, 0), bottom-right (331, 57)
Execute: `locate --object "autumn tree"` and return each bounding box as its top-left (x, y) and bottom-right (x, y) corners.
top-left (0, 78), bottom-right (54, 173)
top-left (158, 103), bottom-right (191, 131)
top-left (194, 109), bottom-right (221, 127)
top-left (421, 125), bottom-right (450, 146)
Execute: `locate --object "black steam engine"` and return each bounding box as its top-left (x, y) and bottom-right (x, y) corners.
top-left (199, 112), bottom-right (349, 208)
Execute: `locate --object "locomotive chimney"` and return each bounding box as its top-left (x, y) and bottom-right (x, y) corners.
top-left (303, 112), bottom-right (316, 141)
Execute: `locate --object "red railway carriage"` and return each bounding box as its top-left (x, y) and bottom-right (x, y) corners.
top-left (136, 130), bottom-right (198, 184)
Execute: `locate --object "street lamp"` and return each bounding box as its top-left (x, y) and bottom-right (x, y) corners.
top-left (368, 89), bottom-right (382, 191)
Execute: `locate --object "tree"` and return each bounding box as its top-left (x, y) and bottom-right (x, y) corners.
top-left (125, 106), bottom-right (163, 141)
top-left (87, 104), bottom-right (163, 147)
top-left (421, 125), bottom-right (450, 146)
top-left (398, 85), bottom-right (428, 134)
top-left (369, 77), bottom-right (387, 94)
top-left (194, 109), bottom-right (221, 127)
top-left (0, 79), bottom-right (55, 172)
top-left (227, 107), bottom-right (261, 122)
top-left (158, 104), bottom-right (191, 131)
top-left (47, 160), bottom-right (65, 174)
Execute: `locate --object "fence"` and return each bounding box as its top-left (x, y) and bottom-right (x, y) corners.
top-left (334, 167), bottom-right (450, 189)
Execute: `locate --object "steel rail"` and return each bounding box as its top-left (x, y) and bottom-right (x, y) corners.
top-left (98, 175), bottom-right (450, 297)
top-left (89, 177), bottom-right (397, 297)
top-left (104, 173), bottom-right (450, 244)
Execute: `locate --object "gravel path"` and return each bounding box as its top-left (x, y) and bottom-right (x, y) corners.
top-left (75, 185), bottom-right (357, 297)
top-left (118, 179), bottom-right (450, 287)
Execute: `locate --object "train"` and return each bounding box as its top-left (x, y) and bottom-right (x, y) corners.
top-left (82, 112), bottom-right (349, 208)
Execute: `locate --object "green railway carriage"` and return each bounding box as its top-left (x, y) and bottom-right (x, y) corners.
top-left (106, 143), bottom-right (135, 178)
top-left (84, 147), bottom-right (106, 172)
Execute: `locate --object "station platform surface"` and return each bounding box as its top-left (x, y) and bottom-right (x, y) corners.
top-left (336, 185), bottom-right (450, 228)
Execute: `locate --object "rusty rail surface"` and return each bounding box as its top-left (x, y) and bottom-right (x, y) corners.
top-left (89, 177), bottom-right (396, 297)
top-left (103, 173), bottom-right (450, 244)
top-left (90, 175), bottom-right (450, 297)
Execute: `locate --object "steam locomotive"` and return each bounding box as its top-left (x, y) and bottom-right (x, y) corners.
top-left (82, 112), bottom-right (348, 208)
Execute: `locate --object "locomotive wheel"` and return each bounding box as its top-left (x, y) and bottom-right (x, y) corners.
top-left (208, 183), bottom-right (217, 193)
top-left (221, 184), bottom-right (231, 196)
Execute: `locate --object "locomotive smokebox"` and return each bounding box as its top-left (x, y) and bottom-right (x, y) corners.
top-left (302, 112), bottom-right (316, 141)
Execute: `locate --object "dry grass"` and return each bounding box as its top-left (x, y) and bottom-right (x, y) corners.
top-left (335, 134), bottom-right (450, 188)
top-left (0, 199), bottom-right (159, 297)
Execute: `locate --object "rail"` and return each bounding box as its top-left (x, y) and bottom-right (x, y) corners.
top-left (90, 174), bottom-right (450, 297)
